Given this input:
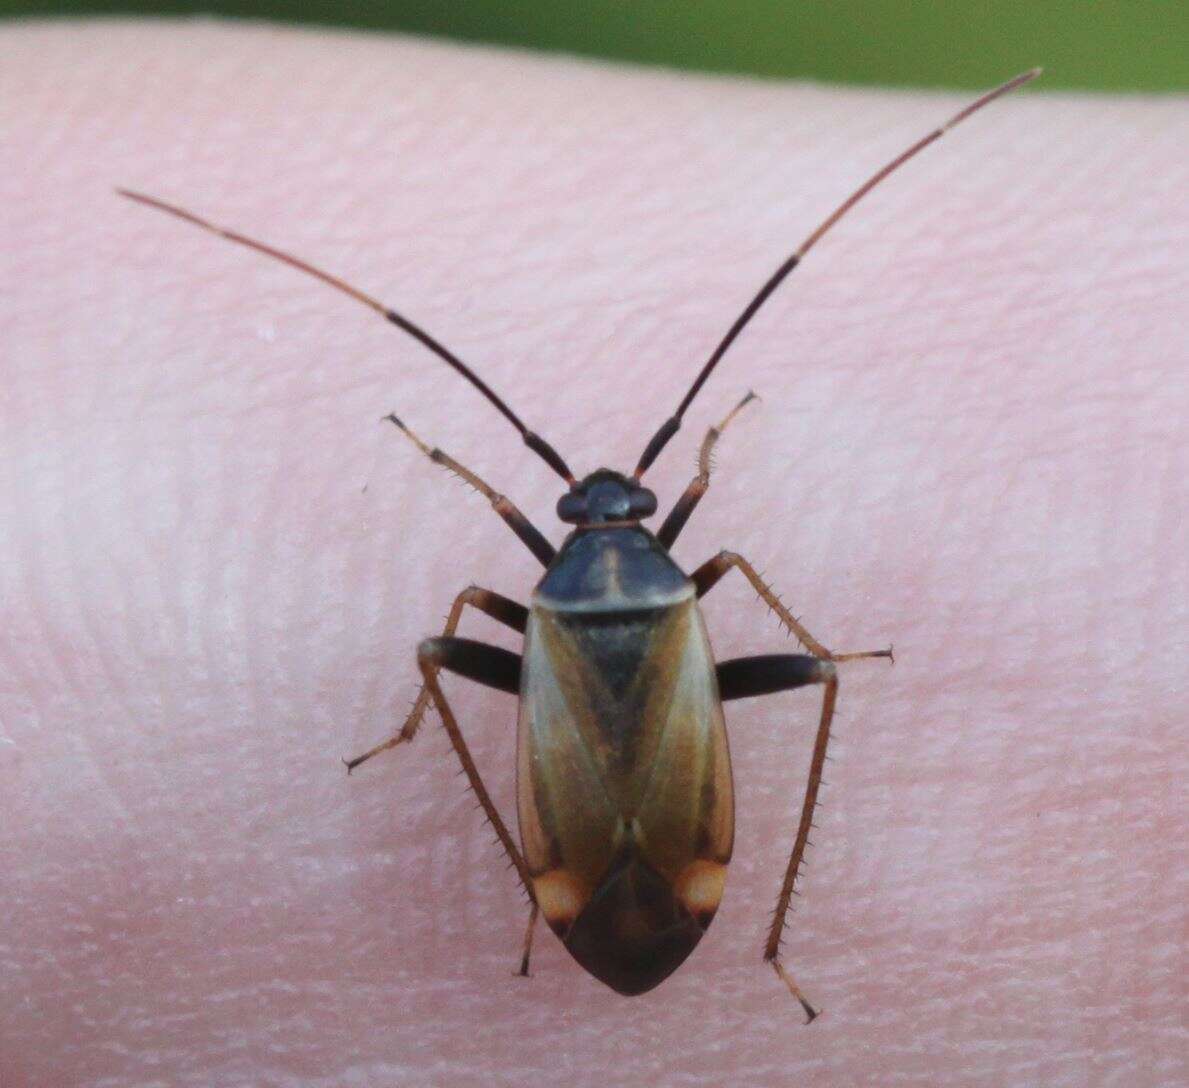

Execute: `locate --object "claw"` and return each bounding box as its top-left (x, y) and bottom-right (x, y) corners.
top-left (771, 959), bottom-right (821, 1024)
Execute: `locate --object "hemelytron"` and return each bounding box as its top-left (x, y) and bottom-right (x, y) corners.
top-left (121, 69), bottom-right (1039, 1019)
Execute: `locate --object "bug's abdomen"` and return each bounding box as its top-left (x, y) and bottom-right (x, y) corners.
top-left (516, 598), bottom-right (733, 995)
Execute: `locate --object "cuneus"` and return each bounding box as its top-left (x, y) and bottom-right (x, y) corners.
top-left (121, 69), bottom-right (1038, 1021)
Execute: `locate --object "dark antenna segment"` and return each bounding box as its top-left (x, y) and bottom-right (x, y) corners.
top-left (117, 189), bottom-right (576, 484)
top-left (633, 67), bottom-right (1041, 478)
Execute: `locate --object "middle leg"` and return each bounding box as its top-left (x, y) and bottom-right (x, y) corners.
top-left (692, 549), bottom-right (893, 662)
top-left (699, 550), bottom-right (891, 1019)
top-left (347, 591), bottom-right (539, 975)
top-left (345, 585), bottom-right (527, 773)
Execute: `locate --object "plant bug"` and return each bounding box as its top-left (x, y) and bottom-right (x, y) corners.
top-left (120, 68), bottom-right (1039, 1019)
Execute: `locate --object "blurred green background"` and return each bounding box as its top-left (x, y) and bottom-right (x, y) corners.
top-left (1, 1), bottom-right (1185, 90)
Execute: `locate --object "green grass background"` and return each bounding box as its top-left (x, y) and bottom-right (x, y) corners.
top-left (2, 1), bottom-right (1185, 89)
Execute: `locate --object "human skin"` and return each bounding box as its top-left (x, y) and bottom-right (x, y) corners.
top-left (0, 20), bottom-right (1184, 1088)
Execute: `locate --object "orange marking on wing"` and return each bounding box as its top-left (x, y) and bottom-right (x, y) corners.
top-left (675, 859), bottom-right (728, 926)
top-left (533, 869), bottom-right (592, 933)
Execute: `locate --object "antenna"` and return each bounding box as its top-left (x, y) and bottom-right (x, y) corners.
top-left (117, 189), bottom-right (575, 484)
top-left (634, 67), bottom-right (1042, 478)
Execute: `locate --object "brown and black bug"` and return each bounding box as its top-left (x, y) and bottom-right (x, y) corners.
top-left (120, 68), bottom-right (1039, 1019)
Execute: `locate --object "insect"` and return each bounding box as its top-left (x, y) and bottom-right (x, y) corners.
top-left (120, 68), bottom-right (1039, 1019)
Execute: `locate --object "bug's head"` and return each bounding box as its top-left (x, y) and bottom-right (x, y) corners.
top-left (557, 470), bottom-right (657, 525)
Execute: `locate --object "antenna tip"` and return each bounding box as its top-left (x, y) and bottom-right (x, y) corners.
top-left (1010, 67), bottom-right (1044, 89)
top-left (382, 413), bottom-right (405, 431)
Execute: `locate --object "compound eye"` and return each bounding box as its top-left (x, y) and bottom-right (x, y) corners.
top-left (629, 488), bottom-right (657, 518)
top-left (557, 492), bottom-right (588, 522)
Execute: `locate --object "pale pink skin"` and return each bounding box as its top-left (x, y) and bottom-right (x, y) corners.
top-left (1, 21), bottom-right (1185, 1088)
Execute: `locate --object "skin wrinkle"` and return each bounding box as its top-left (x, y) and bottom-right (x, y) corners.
top-left (1, 19), bottom-right (1186, 1088)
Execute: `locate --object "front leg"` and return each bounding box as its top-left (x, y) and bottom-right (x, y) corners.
top-left (386, 414), bottom-right (555, 566)
top-left (655, 392), bottom-right (756, 549)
